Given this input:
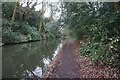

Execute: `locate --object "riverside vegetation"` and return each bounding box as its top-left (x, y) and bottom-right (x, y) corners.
top-left (2, 2), bottom-right (61, 44)
top-left (63, 2), bottom-right (120, 67)
top-left (2, 1), bottom-right (120, 77)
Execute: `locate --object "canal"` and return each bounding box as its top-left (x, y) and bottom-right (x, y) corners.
top-left (2, 39), bottom-right (62, 78)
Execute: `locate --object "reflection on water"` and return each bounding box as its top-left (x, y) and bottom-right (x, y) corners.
top-left (52, 43), bottom-right (63, 60)
top-left (2, 39), bottom-right (61, 78)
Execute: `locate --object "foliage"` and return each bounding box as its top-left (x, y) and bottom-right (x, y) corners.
top-left (2, 2), bottom-right (61, 44)
top-left (63, 2), bottom-right (120, 66)
top-left (45, 20), bottom-right (61, 39)
top-left (2, 2), bottom-right (41, 29)
top-left (47, 30), bottom-right (61, 39)
top-left (2, 19), bottom-right (41, 44)
top-left (2, 28), bottom-right (22, 43)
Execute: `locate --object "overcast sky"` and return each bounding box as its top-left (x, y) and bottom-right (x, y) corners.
top-left (20, 0), bottom-right (60, 18)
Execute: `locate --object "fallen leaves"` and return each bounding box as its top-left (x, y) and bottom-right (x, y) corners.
top-left (42, 40), bottom-right (120, 78)
top-left (72, 40), bottom-right (120, 78)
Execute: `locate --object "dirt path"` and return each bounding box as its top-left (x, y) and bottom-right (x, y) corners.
top-left (50, 40), bottom-right (80, 78)
top-left (42, 39), bottom-right (120, 78)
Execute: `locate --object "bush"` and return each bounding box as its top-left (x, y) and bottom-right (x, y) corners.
top-left (47, 31), bottom-right (61, 39)
top-left (2, 29), bottom-right (22, 44)
top-left (2, 20), bottom-right (41, 44)
top-left (64, 2), bottom-right (120, 67)
top-left (80, 38), bottom-right (120, 66)
top-left (18, 23), bottom-right (41, 41)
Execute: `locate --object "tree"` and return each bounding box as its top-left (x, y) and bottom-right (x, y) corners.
top-left (39, 0), bottom-right (44, 33)
top-left (11, 0), bottom-right (18, 22)
top-left (63, 2), bottom-right (120, 66)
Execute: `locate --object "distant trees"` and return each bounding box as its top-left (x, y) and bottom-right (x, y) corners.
top-left (2, 1), bottom-right (61, 44)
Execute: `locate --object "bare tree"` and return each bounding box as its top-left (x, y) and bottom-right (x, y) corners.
top-left (23, 0), bottom-right (41, 21)
top-left (31, 0), bottom-right (41, 10)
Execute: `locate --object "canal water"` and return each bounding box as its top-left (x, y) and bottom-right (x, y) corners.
top-left (2, 39), bottom-right (62, 78)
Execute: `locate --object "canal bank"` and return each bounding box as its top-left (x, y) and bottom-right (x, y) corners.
top-left (2, 39), bottom-right (61, 78)
top-left (2, 39), bottom-right (120, 79)
top-left (42, 40), bottom-right (120, 78)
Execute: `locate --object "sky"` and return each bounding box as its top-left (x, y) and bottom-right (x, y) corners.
top-left (20, 0), bottom-right (60, 18)
top-left (14, 0), bottom-right (120, 18)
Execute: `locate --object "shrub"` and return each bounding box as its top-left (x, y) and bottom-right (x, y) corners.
top-left (80, 38), bottom-right (120, 66)
top-left (2, 29), bottom-right (22, 44)
top-left (2, 20), bottom-right (41, 44)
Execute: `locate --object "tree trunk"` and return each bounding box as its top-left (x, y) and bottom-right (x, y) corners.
top-left (50, 3), bottom-right (53, 21)
top-left (39, 0), bottom-right (44, 32)
top-left (11, 0), bottom-right (18, 22)
top-left (113, 2), bottom-right (120, 13)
